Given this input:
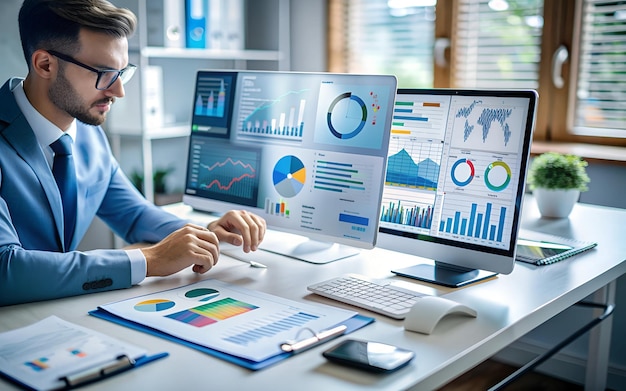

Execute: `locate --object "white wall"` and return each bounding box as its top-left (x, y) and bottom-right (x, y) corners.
top-left (289, 0), bottom-right (327, 72)
top-left (0, 0), bottom-right (27, 81)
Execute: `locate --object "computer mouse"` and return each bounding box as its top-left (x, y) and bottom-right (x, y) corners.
top-left (403, 296), bottom-right (477, 335)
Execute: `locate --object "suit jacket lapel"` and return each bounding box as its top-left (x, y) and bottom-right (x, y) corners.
top-left (0, 80), bottom-right (65, 249)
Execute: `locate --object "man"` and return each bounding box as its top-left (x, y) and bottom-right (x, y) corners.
top-left (0, 0), bottom-right (266, 306)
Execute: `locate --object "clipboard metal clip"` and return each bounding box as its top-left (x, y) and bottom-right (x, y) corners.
top-left (60, 354), bottom-right (135, 388)
top-left (280, 324), bottom-right (347, 354)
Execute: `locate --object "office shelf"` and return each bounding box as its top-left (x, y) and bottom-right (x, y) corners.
top-left (141, 47), bottom-right (282, 62)
top-left (107, 0), bottom-right (290, 202)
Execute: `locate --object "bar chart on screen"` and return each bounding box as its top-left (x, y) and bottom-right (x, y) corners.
top-left (391, 96), bottom-right (449, 140)
top-left (436, 194), bottom-right (512, 248)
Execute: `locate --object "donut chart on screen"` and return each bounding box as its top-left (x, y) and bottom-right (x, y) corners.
top-left (484, 161), bottom-right (512, 192)
top-left (327, 92), bottom-right (367, 139)
top-left (450, 158), bottom-right (475, 187)
top-left (273, 155), bottom-right (306, 198)
top-left (134, 299), bottom-right (175, 312)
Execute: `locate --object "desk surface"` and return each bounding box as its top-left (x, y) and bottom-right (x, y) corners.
top-left (1, 197), bottom-right (625, 391)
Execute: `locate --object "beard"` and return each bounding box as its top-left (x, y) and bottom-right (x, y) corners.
top-left (48, 70), bottom-right (113, 126)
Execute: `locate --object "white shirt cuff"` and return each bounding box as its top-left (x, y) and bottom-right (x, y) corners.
top-left (126, 248), bottom-right (147, 285)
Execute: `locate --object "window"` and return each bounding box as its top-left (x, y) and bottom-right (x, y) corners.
top-left (328, 0), bottom-right (626, 147)
top-left (570, 0), bottom-right (626, 139)
top-left (329, 0), bottom-right (436, 87)
top-left (452, 0), bottom-right (544, 89)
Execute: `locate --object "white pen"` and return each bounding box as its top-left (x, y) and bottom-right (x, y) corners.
top-left (240, 258), bottom-right (268, 268)
top-left (221, 247), bottom-right (268, 268)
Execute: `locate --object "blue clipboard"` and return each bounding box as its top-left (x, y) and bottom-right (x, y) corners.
top-left (89, 309), bottom-right (374, 371)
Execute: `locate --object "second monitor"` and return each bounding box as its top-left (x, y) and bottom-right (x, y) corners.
top-left (378, 88), bottom-right (537, 287)
top-left (183, 70), bottom-right (397, 263)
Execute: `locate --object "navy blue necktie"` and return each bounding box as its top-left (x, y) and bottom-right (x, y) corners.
top-left (50, 134), bottom-right (77, 250)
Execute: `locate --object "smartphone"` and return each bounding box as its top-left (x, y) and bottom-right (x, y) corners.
top-left (322, 339), bottom-right (415, 373)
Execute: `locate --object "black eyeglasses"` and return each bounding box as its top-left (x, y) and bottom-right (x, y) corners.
top-left (47, 50), bottom-right (137, 90)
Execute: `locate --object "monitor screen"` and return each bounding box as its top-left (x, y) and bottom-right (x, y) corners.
top-left (377, 89), bottom-right (537, 287)
top-left (183, 70), bottom-right (397, 263)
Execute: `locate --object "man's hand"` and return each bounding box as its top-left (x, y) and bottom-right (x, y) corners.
top-left (208, 209), bottom-right (266, 252)
top-left (141, 211), bottom-right (266, 277)
top-left (142, 224), bottom-right (220, 276)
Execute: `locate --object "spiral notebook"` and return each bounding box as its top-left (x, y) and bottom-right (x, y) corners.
top-left (516, 229), bottom-right (598, 266)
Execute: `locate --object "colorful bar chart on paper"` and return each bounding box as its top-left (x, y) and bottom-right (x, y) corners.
top-left (166, 297), bottom-right (258, 328)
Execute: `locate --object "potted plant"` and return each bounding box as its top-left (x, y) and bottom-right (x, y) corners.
top-left (527, 152), bottom-right (590, 218)
top-left (130, 167), bottom-right (174, 195)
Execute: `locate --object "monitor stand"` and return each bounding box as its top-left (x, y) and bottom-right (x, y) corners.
top-left (391, 261), bottom-right (497, 288)
top-left (258, 231), bottom-right (359, 264)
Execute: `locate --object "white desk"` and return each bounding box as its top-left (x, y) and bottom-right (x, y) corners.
top-left (1, 196), bottom-right (625, 391)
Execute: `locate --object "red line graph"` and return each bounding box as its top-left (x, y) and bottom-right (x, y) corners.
top-left (203, 173), bottom-right (256, 191)
top-left (201, 158), bottom-right (256, 191)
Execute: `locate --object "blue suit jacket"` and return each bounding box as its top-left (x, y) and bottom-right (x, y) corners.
top-left (0, 78), bottom-right (187, 306)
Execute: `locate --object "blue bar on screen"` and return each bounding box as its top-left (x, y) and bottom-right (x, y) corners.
top-left (339, 213), bottom-right (369, 226)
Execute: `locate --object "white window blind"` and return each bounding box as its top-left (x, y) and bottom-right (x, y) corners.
top-left (573, 0), bottom-right (626, 137)
top-left (345, 0), bottom-right (436, 88)
top-left (453, 0), bottom-right (544, 89)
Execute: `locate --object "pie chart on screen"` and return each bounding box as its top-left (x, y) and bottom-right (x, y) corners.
top-left (273, 155), bottom-right (306, 198)
top-left (134, 299), bottom-right (175, 312)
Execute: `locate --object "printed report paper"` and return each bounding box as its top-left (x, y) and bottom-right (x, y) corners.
top-left (0, 316), bottom-right (146, 391)
top-left (98, 279), bottom-right (357, 362)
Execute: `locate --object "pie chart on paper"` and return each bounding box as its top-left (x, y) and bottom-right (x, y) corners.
top-left (134, 299), bottom-right (175, 312)
top-left (272, 155), bottom-right (306, 198)
top-left (185, 288), bottom-right (220, 301)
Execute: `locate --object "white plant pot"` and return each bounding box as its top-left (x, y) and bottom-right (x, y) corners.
top-left (533, 188), bottom-right (580, 218)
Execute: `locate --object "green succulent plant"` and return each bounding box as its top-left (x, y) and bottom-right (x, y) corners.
top-left (527, 152), bottom-right (590, 192)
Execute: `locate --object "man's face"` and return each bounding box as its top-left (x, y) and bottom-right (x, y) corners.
top-left (48, 64), bottom-right (111, 126)
top-left (48, 29), bottom-right (130, 126)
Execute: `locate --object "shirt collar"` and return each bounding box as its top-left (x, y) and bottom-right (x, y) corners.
top-left (12, 79), bottom-right (78, 147)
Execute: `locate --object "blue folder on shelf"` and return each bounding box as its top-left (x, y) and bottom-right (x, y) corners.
top-left (185, 0), bottom-right (207, 48)
top-left (89, 309), bottom-right (373, 371)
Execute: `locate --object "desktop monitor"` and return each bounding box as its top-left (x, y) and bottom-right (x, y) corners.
top-left (183, 70), bottom-right (397, 263)
top-left (377, 88), bottom-right (537, 287)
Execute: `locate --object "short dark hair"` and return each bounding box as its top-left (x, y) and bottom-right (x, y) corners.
top-left (18, 0), bottom-right (137, 69)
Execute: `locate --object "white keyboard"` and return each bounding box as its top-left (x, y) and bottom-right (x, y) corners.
top-left (307, 274), bottom-right (426, 319)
